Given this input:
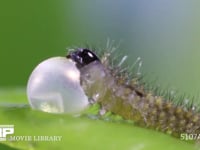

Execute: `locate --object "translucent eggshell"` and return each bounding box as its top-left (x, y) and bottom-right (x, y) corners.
top-left (27, 57), bottom-right (89, 114)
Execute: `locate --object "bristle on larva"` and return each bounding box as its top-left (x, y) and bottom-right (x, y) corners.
top-left (79, 48), bottom-right (200, 139)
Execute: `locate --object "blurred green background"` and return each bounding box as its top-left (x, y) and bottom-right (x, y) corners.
top-left (1, 0), bottom-right (200, 96)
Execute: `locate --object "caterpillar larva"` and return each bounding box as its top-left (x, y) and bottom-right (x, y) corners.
top-left (67, 48), bottom-right (200, 139)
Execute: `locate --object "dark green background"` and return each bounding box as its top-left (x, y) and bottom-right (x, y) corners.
top-left (1, 0), bottom-right (200, 96)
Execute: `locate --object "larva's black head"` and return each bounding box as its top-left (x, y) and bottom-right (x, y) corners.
top-left (67, 48), bottom-right (100, 68)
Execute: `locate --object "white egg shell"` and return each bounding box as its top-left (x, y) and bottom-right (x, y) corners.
top-left (27, 57), bottom-right (89, 114)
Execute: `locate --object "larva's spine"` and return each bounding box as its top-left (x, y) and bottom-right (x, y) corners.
top-left (80, 51), bottom-right (200, 138)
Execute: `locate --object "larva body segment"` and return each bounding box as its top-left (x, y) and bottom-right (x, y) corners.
top-left (79, 51), bottom-right (200, 138)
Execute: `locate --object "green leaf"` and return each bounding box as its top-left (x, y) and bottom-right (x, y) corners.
top-left (0, 88), bottom-right (196, 150)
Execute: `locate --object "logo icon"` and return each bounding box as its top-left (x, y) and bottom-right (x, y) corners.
top-left (0, 125), bottom-right (14, 141)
